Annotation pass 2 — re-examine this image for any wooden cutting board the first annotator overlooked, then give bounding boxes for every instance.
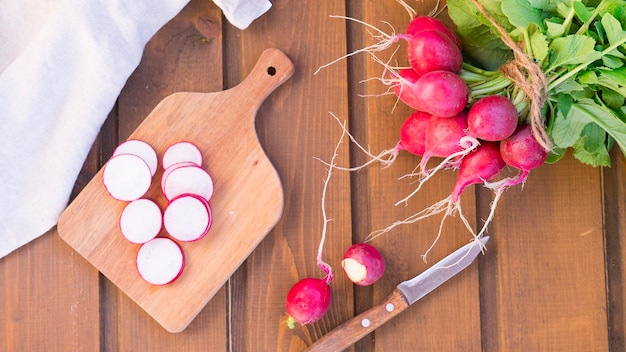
[58,48,294,333]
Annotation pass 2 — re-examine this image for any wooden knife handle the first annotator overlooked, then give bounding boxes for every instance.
[305,288,410,352]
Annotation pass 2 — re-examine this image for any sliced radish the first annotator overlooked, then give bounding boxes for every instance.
[103,153,152,201]
[162,165,214,201]
[160,161,198,194]
[113,139,158,176]
[164,194,212,242]
[136,238,185,285]
[119,199,162,244]
[162,141,202,170]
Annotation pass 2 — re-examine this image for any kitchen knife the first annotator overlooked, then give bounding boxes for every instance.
[304,236,489,352]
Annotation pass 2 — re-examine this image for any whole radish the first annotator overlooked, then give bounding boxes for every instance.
[467,95,518,141]
[285,277,332,329]
[413,70,468,118]
[451,141,505,202]
[406,16,462,48]
[496,124,548,188]
[406,30,463,76]
[342,243,386,286]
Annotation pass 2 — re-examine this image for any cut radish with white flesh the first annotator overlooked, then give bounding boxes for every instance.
[119,199,162,244]
[162,165,214,201]
[113,139,158,176]
[164,194,212,242]
[136,238,185,285]
[160,161,198,194]
[162,141,202,170]
[103,154,152,201]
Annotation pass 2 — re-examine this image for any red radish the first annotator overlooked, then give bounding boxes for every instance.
[162,141,202,170]
[163,194,212,242]
[413,70,468,117]
[390,68,422,110]
[113,139,158,176]
[451,142,505,202]
[405,30,463,75]
[399,111,431,156]
[341,243,386,286]
[162,164,214,201]
[136,238,185,285]
[285,277,331,329]
[467,95,518,141]
[103,153,152,201]
[119,199,162,244]
[406,16,462,48]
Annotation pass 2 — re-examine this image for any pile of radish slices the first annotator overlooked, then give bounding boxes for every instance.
[103,140,214,286]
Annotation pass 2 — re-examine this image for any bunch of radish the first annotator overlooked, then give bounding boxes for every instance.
[317,13,550,261]
[102,140,214,285]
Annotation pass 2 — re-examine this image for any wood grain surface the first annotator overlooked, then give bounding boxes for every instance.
[1,0,625,351]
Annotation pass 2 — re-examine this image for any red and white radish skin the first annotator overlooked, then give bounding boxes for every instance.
[413,70,468,117]
[285,277,331,329]
[103,153,152,201]
[163,194,212,242]
[160,161,199,195]
[162,164,214,201]
[113,139,158,176]
[136,238,185,285]
[467,95,518,141]
[342,243,386,286]
[119,199,162,244]
[162,141,202,170]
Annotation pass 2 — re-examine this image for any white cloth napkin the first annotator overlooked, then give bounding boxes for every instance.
[0,0,271,259]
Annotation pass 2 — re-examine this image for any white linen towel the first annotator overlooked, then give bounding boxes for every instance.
[0,0,271,259]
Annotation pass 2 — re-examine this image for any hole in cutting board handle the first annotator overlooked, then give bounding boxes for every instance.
[267,66,277,76]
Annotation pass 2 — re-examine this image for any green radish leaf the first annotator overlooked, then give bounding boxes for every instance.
[545,18,566,38]
[601,13,626,47]
[501,0,545,30]
[530,30,550,60]
[547,35,602,71]
[573,1,593,22]
[551,108,589,148]
[569,101,626,156]
[447,0,514,70]
[573,123,612,166]
[600,87,625,109]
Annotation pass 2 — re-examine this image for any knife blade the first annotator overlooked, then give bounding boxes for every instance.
[304,236,489,352]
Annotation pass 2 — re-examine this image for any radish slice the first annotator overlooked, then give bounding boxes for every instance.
[162,141,202,170]
[113,139,158,176]
[136,238,185,285]
[162,165,214,201]
[160,161,198,194]
[119,199,162,244]
[103,154,152,201]
[164,194,212,242]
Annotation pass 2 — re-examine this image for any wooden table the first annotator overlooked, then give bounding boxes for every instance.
[1,0,625,350]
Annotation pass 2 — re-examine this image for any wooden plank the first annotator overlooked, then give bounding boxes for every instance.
[346,1,482,350]
[226,0,354,350]
[102,0,229,346]
[605,149,626,351]
[491,154,608,350]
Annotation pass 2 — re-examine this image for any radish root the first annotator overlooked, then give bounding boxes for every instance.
[316,113,349,284]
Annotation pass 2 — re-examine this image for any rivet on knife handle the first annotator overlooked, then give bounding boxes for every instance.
[304,288,410,352]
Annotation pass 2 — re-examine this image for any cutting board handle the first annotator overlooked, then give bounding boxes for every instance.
[233,48,295,114]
